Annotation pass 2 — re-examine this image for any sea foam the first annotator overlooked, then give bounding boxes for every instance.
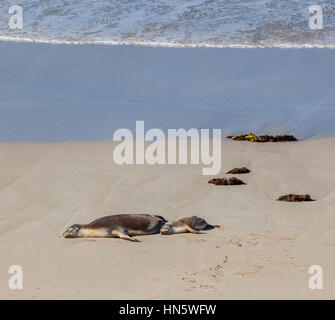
[1,0,335,48]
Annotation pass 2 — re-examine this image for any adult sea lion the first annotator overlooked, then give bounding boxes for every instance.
[62,214,167,242]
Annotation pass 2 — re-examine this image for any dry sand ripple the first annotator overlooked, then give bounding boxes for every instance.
[0,138,335,299]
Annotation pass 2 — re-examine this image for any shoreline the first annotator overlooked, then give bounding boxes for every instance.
[2,37,335,48]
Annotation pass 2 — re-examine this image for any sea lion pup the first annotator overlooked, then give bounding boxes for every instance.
[62,214,167,242]
[160,216,220,235]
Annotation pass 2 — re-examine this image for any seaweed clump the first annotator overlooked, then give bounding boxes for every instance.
[227,133,297,143]
[208,177,245,186]
[277,194,314,202]
[226,167,251,174]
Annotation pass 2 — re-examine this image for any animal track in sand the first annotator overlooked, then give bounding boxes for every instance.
[181,256,229,292]
[245,231,298,247]
[207,258,228,279]
[223,236,243,247]
[184,284,216,292]
[234,264,264,277]
[245,231,274,246]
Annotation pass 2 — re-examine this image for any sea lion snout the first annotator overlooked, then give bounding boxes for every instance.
[160,223,173,235]
[62,224,82,238]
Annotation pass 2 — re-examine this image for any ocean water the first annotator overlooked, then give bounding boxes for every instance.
[0,2,335,141]
[0,42,335,141]
[0,0,335,47]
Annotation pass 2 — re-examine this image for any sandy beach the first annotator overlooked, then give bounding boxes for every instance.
[1,0,335,303]
[0,137,334,299]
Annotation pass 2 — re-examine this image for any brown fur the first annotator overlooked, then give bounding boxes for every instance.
[160,216,220,235]
[84,214,166,233]
[62,214,167,240]
[172,216,220,231]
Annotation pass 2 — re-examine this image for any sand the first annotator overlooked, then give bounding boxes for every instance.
[0,137,335,299]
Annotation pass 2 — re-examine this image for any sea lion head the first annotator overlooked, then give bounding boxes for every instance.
[160,223,173,235]
[62,224,82,238]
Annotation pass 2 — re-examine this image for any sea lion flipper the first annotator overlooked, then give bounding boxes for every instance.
[153,215,168,222]
[184,224,204,234]
[205,224,220,230]
[111,228,140,242]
